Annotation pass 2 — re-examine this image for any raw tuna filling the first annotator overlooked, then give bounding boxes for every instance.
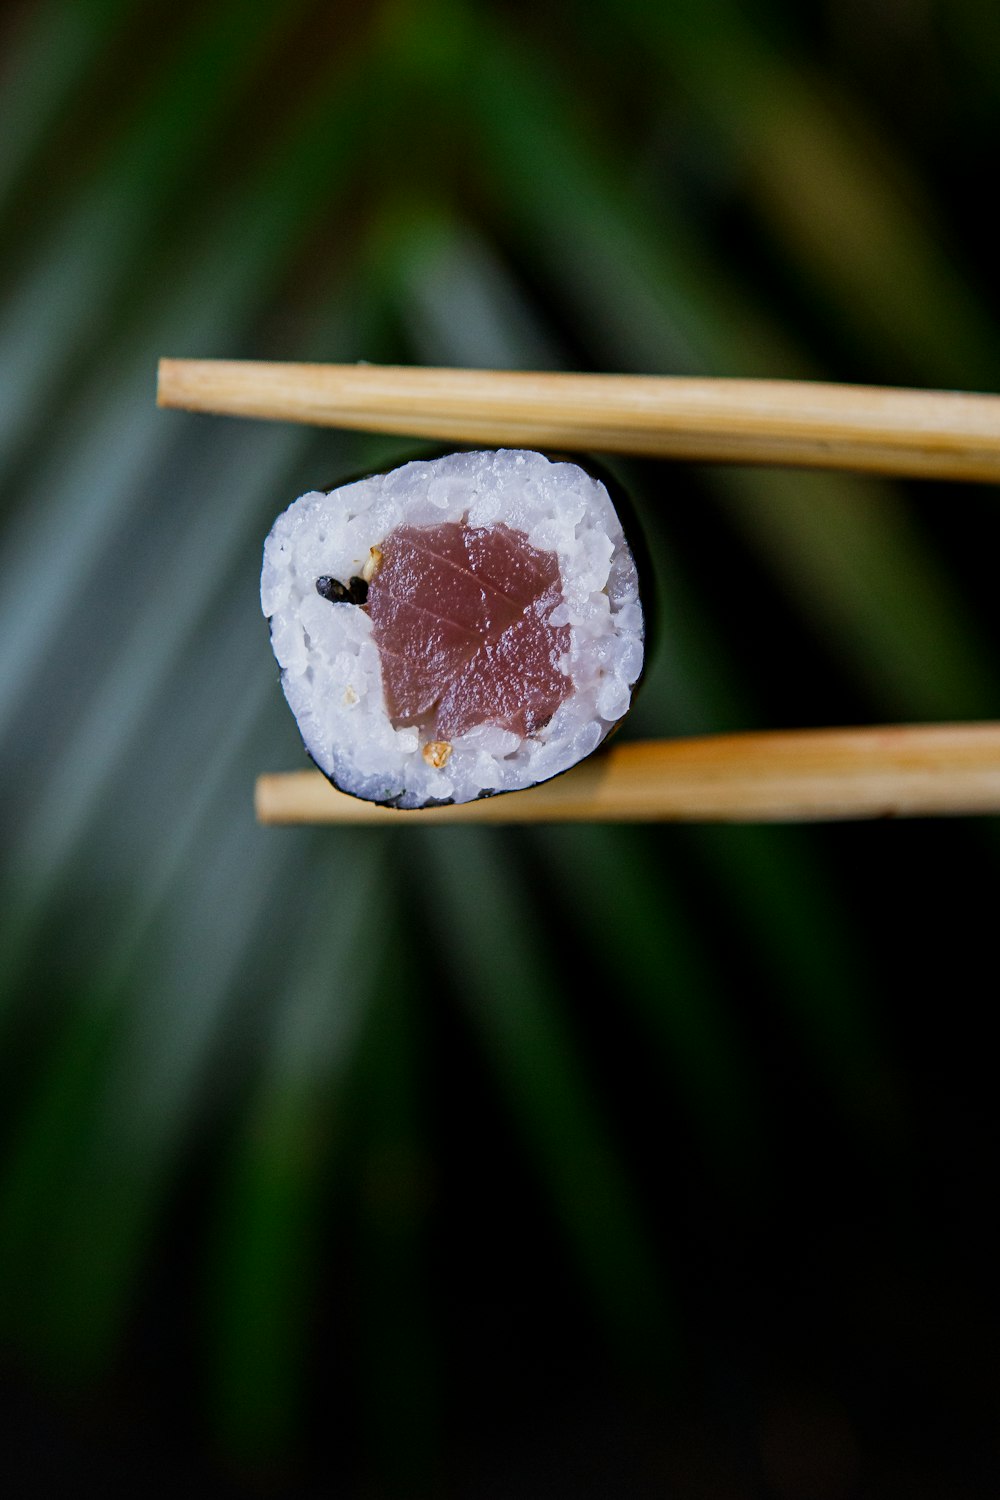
[365,521,571,740]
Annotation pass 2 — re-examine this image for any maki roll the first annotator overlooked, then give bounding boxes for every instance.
[260,449,644,808]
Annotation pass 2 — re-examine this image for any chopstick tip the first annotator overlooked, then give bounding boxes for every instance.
[155,357,173,407]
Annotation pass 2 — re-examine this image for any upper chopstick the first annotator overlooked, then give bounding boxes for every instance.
[255,724,1000,825]
[158,360,1000,482]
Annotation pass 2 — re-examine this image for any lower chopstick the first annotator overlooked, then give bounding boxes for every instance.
[255,723,1000,825]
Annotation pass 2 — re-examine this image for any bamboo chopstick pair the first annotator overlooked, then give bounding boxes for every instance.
[157,359,1000,824]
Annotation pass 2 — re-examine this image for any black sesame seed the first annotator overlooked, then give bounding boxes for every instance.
[316,575,351,603]
[346,575,369,605]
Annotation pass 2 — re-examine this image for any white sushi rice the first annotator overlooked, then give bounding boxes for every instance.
[260,449,644,807]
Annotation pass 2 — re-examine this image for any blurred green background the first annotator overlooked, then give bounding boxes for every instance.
[2,0,999,1493]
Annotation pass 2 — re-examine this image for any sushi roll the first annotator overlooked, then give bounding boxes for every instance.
[260,449,645,808]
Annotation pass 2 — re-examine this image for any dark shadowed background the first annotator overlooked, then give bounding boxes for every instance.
[1,1,999,1494]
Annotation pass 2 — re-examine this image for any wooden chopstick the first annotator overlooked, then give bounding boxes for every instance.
[255,725,1000,825]
[158,359,1000,482]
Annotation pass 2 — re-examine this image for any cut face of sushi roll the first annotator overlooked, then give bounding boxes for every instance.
[261,449,644,808]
